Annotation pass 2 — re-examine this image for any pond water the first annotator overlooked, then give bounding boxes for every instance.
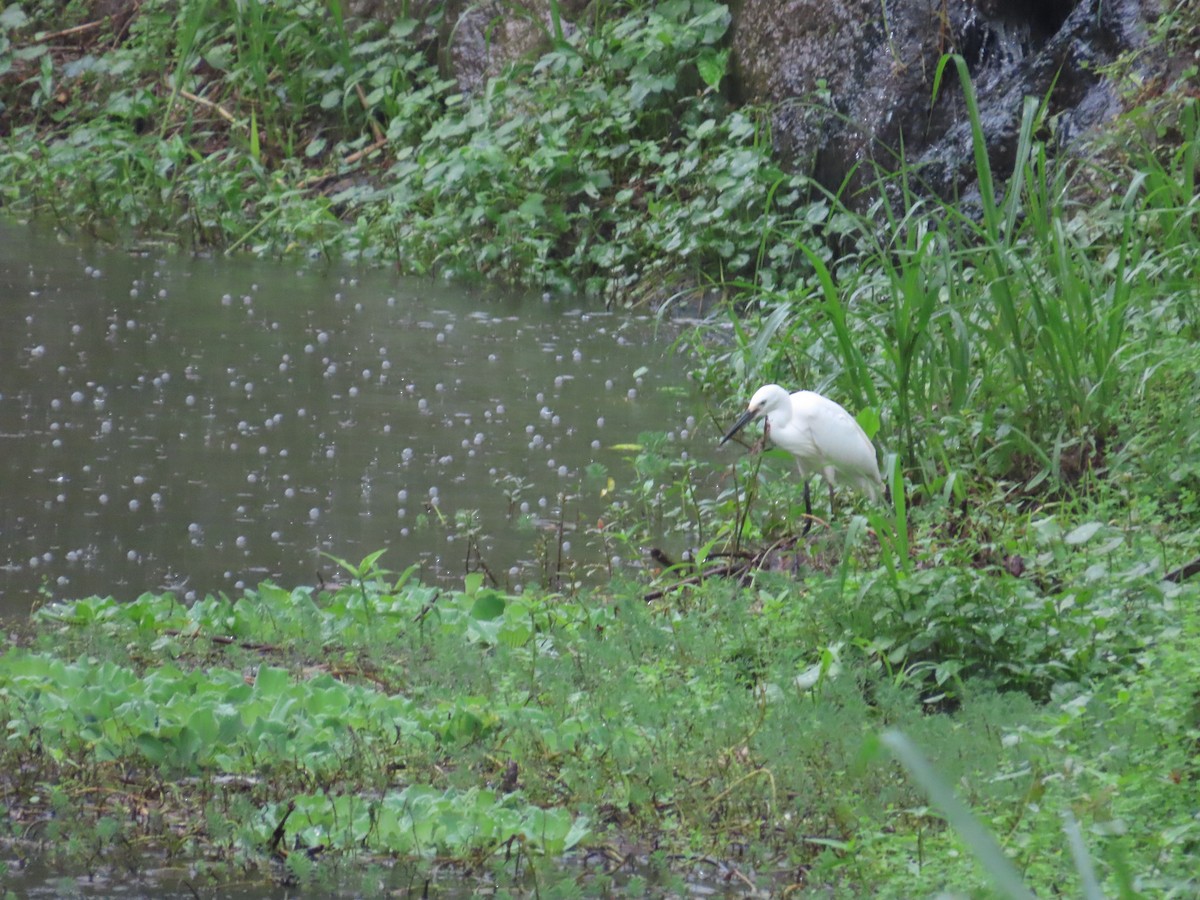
[0,220,704,618]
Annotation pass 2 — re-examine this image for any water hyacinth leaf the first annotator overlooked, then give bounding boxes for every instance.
[187,705,220,746]
[136,733,168,764]
[463,571,485,597]
[470,590,506,620]
[253,666,291,697]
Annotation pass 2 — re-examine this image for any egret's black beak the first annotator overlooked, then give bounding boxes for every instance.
[719,408,757,446]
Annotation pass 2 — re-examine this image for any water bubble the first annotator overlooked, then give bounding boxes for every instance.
[308,507,320,520]
[128,499,140,511]
[397,489,408,502]
[70,391,84,404]
[284,487,296,499]
[627,388,637,399]
[126,549,138,561]
[186,395,196,406]
[188,523,201,534]
[247,473,258,484]
[98,493,109,505]
[605,379,614,390]
[236,535,247,549]
[591,439,601,449]
[271,531,282,541]
[317,331,330,345]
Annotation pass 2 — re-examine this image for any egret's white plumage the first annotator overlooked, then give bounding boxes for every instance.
[720,384,883,527]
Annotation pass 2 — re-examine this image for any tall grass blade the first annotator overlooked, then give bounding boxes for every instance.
[881,730,1037,900]
[1062,811,1106,900]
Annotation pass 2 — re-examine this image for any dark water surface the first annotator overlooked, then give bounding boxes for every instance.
[0,221,701,617]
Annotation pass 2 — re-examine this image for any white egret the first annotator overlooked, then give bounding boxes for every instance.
[720,384,883,532]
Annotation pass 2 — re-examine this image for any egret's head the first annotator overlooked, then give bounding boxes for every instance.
[719,384,787,446]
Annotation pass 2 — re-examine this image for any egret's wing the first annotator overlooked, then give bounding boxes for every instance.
[798,393,883,499]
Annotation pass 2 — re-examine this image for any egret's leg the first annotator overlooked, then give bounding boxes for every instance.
[827,482,836,520]
[802,480,813,536]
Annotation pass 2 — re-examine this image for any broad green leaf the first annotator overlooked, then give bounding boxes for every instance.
[469,591,505,620]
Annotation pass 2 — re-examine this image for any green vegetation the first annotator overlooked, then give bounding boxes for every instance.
[0,0,804,300]
[2,0,1200,895]
[3,550,1196,895]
